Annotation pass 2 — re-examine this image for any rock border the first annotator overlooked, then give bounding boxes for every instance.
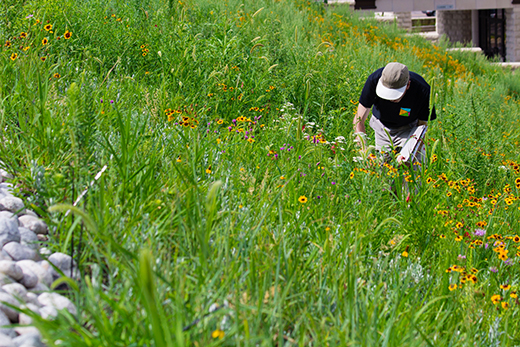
[0,169,77,346]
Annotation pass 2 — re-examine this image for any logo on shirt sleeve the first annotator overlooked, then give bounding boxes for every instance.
[399,108,411,117]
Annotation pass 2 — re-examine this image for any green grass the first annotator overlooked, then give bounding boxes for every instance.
[2,0,520,345]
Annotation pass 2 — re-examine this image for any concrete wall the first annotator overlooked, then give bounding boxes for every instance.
[506,7,520,62]
[374,0,513,12]
[395,12,412,32]
[437,10,473,44]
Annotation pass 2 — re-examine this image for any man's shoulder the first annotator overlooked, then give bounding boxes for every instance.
[409,71,429,87]
[368,67,384,80]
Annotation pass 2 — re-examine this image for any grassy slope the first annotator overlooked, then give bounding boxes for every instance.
[2,0,520,345]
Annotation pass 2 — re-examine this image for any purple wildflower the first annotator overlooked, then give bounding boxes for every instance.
[474,229,486,237]
[490,266,498,273]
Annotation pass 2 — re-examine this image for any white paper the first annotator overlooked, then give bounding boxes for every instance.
[398,125,427,163]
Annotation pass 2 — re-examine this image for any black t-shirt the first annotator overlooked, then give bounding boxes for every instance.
[359,67,436,128]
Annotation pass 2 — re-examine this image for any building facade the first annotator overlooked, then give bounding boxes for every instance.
[354,0,520,61]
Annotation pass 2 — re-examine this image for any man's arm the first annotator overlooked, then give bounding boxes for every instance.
[353,103,371,148]
[353,103,370,134]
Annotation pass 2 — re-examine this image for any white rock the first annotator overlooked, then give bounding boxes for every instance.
[18,228,38,251]
[0,310,15,339]
[0,252,12,262]
[0,218,20,247]
[0,332,14,347]
[0,164,12,181]
[19,270,37,290]
[38,292,76,315]
[0,184,12,194]
[48,253,76,279]
[2,243,36,262]
[0,197,24,214]
[17,216,47,235]
[17,313,31,326]
[48,253,73,271]
[1,284,26,302]
[39,305,57,320]
[16,261,52,287]
[20,210,37,218]
[18,303,39,326]
[0,214,16,225]
[0,293,18,322]
[12,332,44,347]
[0,275,13,287]
[28,283,48,295]
[0,262,22,282]
[24,293,39,307]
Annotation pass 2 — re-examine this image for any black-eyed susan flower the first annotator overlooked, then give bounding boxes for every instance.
[247,138,255,143]
[9,53,17,61]
[455,235,463,242]
[64,30,72,39]
[44,24,52,31]
[20,32,27,38]
[439,234,446,239]
[349,172,354,179]
[501,302,509,310]
[42,38,48,45]
[53,73,60,78]
[40,56,46,62]
[298,196,308,204]
[448,284,457,291]
[206,166,212,174]
[491,294,501,304]
[513,235,520,243]
[500,284,511,290]
[4,40,11,47]
[510,291,518,299]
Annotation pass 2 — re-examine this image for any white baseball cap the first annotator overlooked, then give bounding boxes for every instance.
[376,62,409,101]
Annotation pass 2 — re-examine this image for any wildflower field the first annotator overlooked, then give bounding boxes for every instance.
[3,0,520,345]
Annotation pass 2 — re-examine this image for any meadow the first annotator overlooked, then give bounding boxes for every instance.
[2,0,520,345]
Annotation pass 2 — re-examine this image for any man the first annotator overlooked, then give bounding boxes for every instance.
[353,62,435,162]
